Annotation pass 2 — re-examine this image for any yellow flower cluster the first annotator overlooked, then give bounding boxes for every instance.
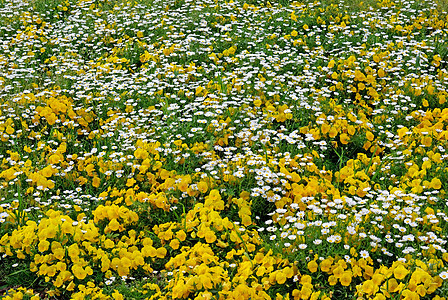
[1,0,448,298]
[1,287,40,300]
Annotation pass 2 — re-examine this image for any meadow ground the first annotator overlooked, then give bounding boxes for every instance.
[0,0,448,299]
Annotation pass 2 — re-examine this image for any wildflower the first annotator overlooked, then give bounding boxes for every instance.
[204,230,217,243]
[108,219,120,231]
[307,260,318,273]
[439,271,448,280]
[276,271,287,284]
[38,240,50,252]
[394,264,410,280]
[360,250,370,259]
[72,264,87,280]
[320,259,332,273]
[362,280,377,295]
[340,271,352,286]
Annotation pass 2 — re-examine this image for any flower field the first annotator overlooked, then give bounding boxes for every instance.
[1,0,448,298]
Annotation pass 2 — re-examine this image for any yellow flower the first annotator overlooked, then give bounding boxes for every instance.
[101,257,110,272]
[178,177,189,192]
[329,126,338,138]
[340,133,350,145]
[199,274,214,289]
[92,176,101,188]
[276,271,287,284]
[176,230,186,241]
[156,247,167,258]
[373,293,386,300]
[320,259,332,273]
[126,178,136,187]
[116,263,129,277]
[46,265,57,277]
[38,240,50,252]
[301,285,313,299]
[121,257,132,269]
[204,230,216,244]
[53,247,65,260]
[112,290,124,300]
[142,245,156,257]
[347,125,356,135]
[333,265,344,279]
[422,136,432,147]
[134,148,149,160]
[401,289,419,300]
[205,189,224,210]
[385,278,399,293]
[354,70,366,81]
[104,239,114,249]
[67,281,75,291]
[195,86,204,96]
[366,74,375,85]
[72,264,87,280]
[372,273,384,286]
[442,253,448,262]
[61,221,74,235]
[430,178,442,189]
[197,181,208,193]
[416,285,427,297]
[55,262,67,272]
[48,153,62,164]
[366,131,374,141]
[328,275,338,285]
[307,260,318,273]
[362,280,376,294]
[169,239,180,250]
[291,12,297,21]
[241,214,252,227]
[340,271,352,286]
[45,112,57,125]
[394,264,409,280]
[108,218,120,231]
[67,244,80,258]
[41,165,54,178]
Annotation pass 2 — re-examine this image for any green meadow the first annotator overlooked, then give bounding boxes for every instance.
[0,0,448,299]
